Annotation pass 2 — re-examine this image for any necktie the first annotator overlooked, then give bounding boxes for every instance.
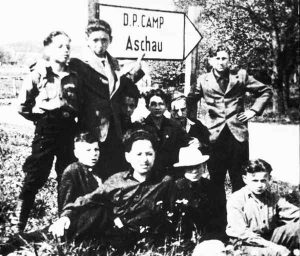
[102,59,115,95]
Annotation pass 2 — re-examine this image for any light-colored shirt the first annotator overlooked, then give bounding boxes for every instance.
[226,186,299,245]
[18,61,79,118]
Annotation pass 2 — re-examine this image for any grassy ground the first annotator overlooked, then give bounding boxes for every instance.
[0,122,299,256]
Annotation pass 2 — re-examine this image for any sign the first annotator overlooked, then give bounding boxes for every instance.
[98,4,202,60]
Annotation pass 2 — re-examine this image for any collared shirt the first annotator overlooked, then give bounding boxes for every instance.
[186,118,195,133]
[213,69,229,93]
[18,62,80,120]
[63,170,173,231]
[226,186,299,245]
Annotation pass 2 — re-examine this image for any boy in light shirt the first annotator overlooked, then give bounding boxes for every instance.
[226,159,300,256]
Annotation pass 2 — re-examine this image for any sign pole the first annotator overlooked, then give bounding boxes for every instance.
[184,6,201,119]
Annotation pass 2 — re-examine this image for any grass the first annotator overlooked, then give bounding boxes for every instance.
[0,122,299,255]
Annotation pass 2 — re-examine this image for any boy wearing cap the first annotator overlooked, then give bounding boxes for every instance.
[17,31,80,232]
[226,159,300,256]
[171,147,224,245]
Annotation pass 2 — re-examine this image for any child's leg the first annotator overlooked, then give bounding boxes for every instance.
[271,220,300,251]
[18,124,56,232]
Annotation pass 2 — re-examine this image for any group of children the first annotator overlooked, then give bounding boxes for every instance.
[2,18,299,256]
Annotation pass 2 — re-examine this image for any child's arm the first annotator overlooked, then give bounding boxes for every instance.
[18,72,40,121]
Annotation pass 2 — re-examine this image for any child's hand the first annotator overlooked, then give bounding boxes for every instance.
[49,217,70,237]
[237,109,256,122]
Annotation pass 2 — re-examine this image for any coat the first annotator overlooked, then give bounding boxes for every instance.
[69,48,144,138]
[187,69,273,142]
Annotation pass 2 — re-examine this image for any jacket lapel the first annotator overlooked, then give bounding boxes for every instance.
[225,72,240,94]
[207,71,224,94]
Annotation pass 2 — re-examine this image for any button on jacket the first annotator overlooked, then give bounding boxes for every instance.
[187,69,273,142]
[18,63,80,121]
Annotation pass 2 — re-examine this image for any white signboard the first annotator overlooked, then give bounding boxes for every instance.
[98,4,202,60]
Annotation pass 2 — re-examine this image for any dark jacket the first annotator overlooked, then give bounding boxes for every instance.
[171,177,223,241]
[58,162,100,214]
[187,118,210,154]
[69,50,144,138]
[61,170,173,246]
[143,115,188,175]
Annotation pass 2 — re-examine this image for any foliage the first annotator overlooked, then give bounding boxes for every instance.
[0,47,13,64]
[146,60,185,91]
[0,123,299,255]
[173,0,300,116]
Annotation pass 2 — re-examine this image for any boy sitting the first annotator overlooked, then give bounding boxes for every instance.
[226,159,300,256]
[171,146,224,247]
[58,132,102,214]
[0,132,102,255]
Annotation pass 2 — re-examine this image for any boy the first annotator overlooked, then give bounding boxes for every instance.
[187,44,273,198]
[17,31,80,232]
[58,132,102,214]
[0,132,102,255]
[171,146,224,245]
[226,159,300,256]
[69,19,144,176]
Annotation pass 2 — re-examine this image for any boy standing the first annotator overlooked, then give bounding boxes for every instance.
[187,44,273,230]
[226,159,300,256]
[17,31,80,232]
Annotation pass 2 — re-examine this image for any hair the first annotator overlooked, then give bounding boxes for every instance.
[171,91,186,108]
[120,76,140,103]
[208,43,231,58]
[86,19,112,39]
[43,31,70,47]
[242,159,273,175]
[145,89,170,109]
[123,126,158,152]
[74,131,98,144]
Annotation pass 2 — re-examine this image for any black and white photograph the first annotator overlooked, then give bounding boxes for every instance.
[0,0,299,255]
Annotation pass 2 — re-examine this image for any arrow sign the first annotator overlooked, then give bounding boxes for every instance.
[98,4,202,60]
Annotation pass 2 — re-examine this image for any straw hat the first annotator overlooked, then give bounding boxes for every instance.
[173,146,209,167]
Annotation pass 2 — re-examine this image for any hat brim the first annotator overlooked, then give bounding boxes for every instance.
[173,155,209,168]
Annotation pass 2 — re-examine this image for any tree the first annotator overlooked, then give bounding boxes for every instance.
[174,0,300,115]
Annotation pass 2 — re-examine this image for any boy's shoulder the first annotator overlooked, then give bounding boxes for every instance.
[229,186,280,206]
[63,162,87,176]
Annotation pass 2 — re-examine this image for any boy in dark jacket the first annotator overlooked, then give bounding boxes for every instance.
[58,132,102,214]
[171,146,225,246]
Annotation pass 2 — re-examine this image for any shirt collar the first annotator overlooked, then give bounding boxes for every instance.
[213,68,229,80]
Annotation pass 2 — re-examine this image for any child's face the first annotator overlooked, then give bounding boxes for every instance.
[74,141,100,168]
[243,171,271,195]
[184,163,207,182]
[87,30,111,58]
[47,34,71,64]
[121,96,138,120]
[210,50,230,73]
[125,139,155,178]
[148,95,166,118]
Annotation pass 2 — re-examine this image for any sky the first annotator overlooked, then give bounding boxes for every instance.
[0,0,176,45]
